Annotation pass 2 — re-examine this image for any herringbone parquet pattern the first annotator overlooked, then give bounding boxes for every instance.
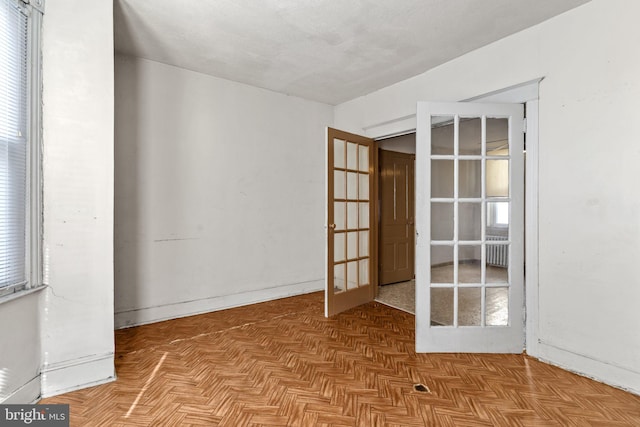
[42,292,640,426]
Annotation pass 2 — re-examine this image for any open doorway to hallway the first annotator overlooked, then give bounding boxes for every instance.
[376,132,416,314]
[376,133,416,313]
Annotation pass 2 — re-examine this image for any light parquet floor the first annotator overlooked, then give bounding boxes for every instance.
[42,292,640,426]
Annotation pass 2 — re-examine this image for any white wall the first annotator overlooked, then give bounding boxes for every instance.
[0,292,42,403]
[0,0,115,402]
[335,0,640,394]
[39,0,115,397]
[114,55,333,327]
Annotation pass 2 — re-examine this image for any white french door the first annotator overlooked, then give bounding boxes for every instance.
[415,102,525,353]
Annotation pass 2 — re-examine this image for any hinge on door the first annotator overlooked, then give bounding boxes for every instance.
[523,118,528,133]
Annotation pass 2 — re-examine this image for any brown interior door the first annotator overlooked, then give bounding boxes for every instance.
[379,149,415,286]
[325,128,378,317]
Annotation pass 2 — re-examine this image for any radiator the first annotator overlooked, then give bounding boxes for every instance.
[486,235,508,268]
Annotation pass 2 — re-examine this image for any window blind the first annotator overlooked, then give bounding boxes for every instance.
[0,0,28,289]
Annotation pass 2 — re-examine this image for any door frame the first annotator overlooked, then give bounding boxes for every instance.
[363,79,541,355]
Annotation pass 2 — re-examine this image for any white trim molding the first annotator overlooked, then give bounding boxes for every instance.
[536,341,640,396]
[2,375,41,404]
[40,353,115,398]
[115,279,324,329]
[24,0,45,14]
[363,114,416,140]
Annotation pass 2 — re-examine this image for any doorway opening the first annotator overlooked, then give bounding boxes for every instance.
[326,79,540,354]
[376,134,416,314]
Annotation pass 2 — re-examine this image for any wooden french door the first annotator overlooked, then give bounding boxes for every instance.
[325,128,377,317]
[415,102,525,353]
[379,150,415,285]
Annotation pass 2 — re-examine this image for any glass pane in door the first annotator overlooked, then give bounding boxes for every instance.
[347,142,358,170]
[431,160,454,198]
[459,160,481,198]
[334,233,345,262]
[359,231,369,257]
[347,232,357,260]
[431,287,454,326]
[334,139,345,168]
[485,243,509,284]
[431,245,453,287]
[486,287,509,326]
[487,201,509,234]
[486,118,509,156]
[459,118,482,155]
[358,173,369,199]
[358,145,369,172]
[346,261,357,289]
[431,203,453,240]
[486,159,509,197]
[347,202,358,229]
[458,287,482,326]
[359,259,369,285]
[334,171,345,199]
[347,172,358,199]
[334,264,345,293]
[458,245,481,284]
[359,202,370,228]
[431,116,454,155]
[334,202,345,231]
[459,202,481,241]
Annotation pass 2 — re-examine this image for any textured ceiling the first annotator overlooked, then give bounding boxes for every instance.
[114,0,590,105]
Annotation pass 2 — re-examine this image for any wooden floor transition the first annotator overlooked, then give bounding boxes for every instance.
[42,292,640,426]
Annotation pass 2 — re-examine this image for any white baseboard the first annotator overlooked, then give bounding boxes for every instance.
[533,341,640,396]
[2,375,41,404]
[115,279,324,329]
[41,353,116,398]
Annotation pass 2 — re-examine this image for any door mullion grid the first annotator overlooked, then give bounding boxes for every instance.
[427,117,432,327]
[508,116,515,293]
[480,116,487,327]
[453,115,460,328]
[341,140,348,291]
[369,143,374,288]
[416,102,524,352]
[506,116,513,308]
[370,144,380,286]
[329,138,335,299]
[355,141,361,289]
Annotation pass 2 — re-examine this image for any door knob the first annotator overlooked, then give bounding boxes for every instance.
[329,223,336,230]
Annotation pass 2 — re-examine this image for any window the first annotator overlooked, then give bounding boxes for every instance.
[0,0,43,297]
